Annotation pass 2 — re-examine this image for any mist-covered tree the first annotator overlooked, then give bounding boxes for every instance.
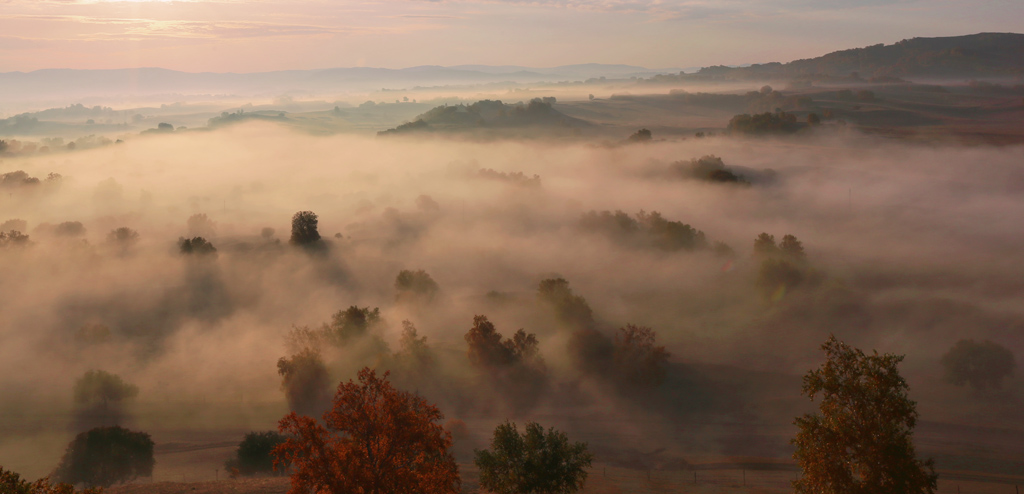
[613,325,671,389]
[567,328,615,378]
[54,221,86,237]
[0,218,27,232]
[393,320,436,377]
[780,234,806,261]
[669,155,748,184]
[52,426,155,488]
[727,111,800,135]
[627,128,652,142]
[274,368,460,494]
[186,213,216,238]
[465,315,515,370]
[0,230,30,248]
[177,236,217,256]
[713,241,737,258]
[579,210,708,252]
[941,339,1015,391]
[326,305,382,343]
[277,349,332,417]
[395,269,440,303]
[73,370,138,416]
[289,210,321,245]
[757,258,804,299]
[793,336,936,494]
[225,431,289,477]
[753,233,778,256]
[537,278,595,330]
[465,315,549,412]
[475,421,593,494]
[105,227,139,254]
[807,113,821,125]
[1,467,103,494]
[636,210,708,251]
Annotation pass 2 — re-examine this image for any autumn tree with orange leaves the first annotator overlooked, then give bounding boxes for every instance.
[273,367,460,494]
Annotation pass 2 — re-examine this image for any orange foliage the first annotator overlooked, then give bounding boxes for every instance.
[273,367,460,494]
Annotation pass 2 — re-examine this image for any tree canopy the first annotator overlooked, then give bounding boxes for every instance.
[225,431,289,477]
[274,368,460,494]
[613,325,671,389]
[52,426,155,488]
[464,315,548,412]
[276,349,332,416]
[941,339,1015,390]
[792,336,937,494]
[73,370,138,410]
[537,278,595,330]
[289,210,321,245]
[395,269,440,303]
[727,111,800,135]
[475,421,594,494]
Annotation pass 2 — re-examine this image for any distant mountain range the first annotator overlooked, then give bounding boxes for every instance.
[655,33,1024,83]
[0,64,682,106]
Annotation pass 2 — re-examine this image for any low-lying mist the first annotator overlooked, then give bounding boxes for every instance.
[2,123,1023,478]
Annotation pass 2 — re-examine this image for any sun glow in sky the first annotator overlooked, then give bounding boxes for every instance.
[0,0,1021,72]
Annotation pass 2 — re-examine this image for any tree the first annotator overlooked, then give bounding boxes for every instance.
[178,236,217,256]
[393,320,435,376]
[780,234,806,261]
[941,339,1015,390]
[225,431,289,477]
[1,467,102,494]
[627,128,652,142]
[274,368,460,494]
[475,421,593,494]
[753,233,778,256]
[105,227,139,254]
[327,305,382,343]
[792,336,937,494]
[807,113,821,125]
[465,315,515,369]
[186,213,216,238]
[613,325,671,389]
[52,426,155,488]
[537,278,594,330]
[0,230,30,248]
[395,269,440,303]
[54,221,86,237]
[73,370,138,413]
[277,349,332,416]
[289,211,321,245]
[464,316,549,412]
[727,111,800,135]
[757,258,804,300]
[567,328,614,378]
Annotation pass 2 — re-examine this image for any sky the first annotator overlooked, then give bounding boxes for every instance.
[0,0,1021,73]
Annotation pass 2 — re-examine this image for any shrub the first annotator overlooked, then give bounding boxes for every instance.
[225,431,289,477]
[52,426,155,488]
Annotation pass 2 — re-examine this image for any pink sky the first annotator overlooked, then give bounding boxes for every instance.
[0,0,1021,72]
